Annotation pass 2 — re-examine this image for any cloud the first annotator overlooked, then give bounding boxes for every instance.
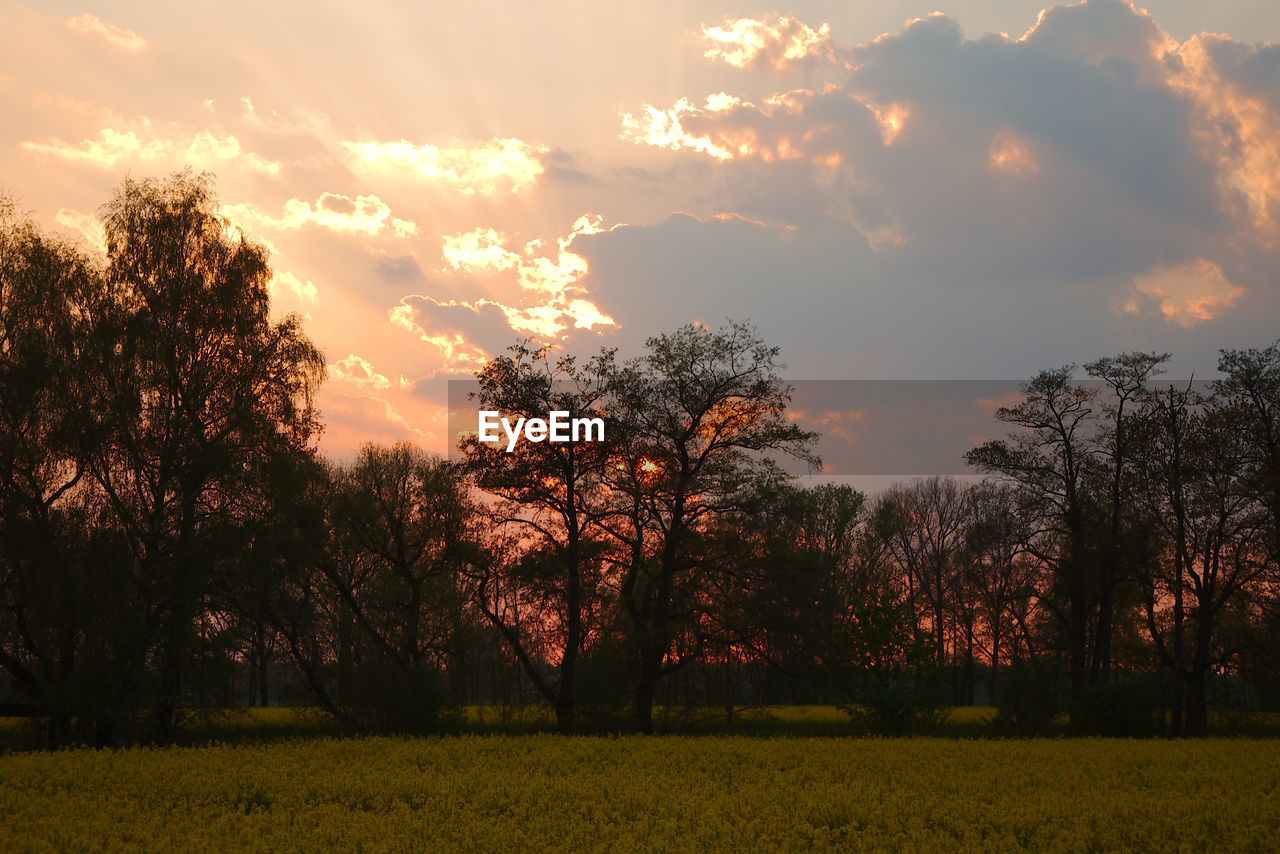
[329,354,391,391]
[442,220,594,297]
[1167,35,1280,236]
[1129,259,1242,328]
[819,409,864,444]
[620,96,737,160]
[270,270,319,303]
[702,14,845,71]
[382,216,619,377]
[185,131,280,175]
[987,131,1039,176]
[65,14,146,52]
[21,106,281,176]
[320,354,435,454]
[388,297,496,375]
[343,137,547,194]
[225,193,417,238]
[21,128,169,167]
[54,208,104,252]
[319,390,432,458]
[441,228,519,273]
[617,1,1280,300]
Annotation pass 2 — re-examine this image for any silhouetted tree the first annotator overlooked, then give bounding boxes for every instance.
[1082,352,1168,684]
[601,321,817,732]
[460,342,614,732]
[0,197,113,742]
[966,368,1097,698]
[316,444,477,729]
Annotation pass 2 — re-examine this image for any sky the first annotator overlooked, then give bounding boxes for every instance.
[2,0,1278,461]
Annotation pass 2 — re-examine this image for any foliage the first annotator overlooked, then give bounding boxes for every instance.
[0,174,323,745]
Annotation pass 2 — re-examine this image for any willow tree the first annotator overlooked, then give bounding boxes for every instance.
[0,197,108,742]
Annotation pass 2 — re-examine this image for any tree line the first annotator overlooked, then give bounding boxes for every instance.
[1,173,1277,743]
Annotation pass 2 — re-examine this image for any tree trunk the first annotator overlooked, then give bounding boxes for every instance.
[1186,619,1212,737]
[633,644,662,734]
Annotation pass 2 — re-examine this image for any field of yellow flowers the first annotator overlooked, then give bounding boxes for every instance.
[2,736,1277,851]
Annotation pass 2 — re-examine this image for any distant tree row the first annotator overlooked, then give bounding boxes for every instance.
[1,174,1277,743]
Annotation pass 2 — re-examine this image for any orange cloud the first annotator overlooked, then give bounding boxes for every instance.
[441,228,520,273]
[988,131,1039,176]
[819,409,864,444]
[387,215,617,371]
[387,300,492,375]
[1166,35,1280,238]
[65,14,146,52]
[1130,259,1242,328]
[318,387,433,457]
[343,137,547,194]
[441,214,609,307]
[21,105,281,177]
[329,354,391,391]
[623,87,909,164]
[225,193,417,238]
[185,131,280,175]
[620,97,736,160]
[21,128,168,167]
[270,270,319,303]
[861,99,910,146]
[702,14,844,70]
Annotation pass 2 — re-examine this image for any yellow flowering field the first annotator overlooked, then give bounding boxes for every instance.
[1,736,1276,852]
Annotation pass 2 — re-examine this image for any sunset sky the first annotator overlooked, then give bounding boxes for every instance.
[2,1,1278,459]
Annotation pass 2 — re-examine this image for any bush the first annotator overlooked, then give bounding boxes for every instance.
[841,669,950,735]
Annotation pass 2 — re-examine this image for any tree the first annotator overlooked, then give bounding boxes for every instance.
[961,481,1045,703]
[87,172,322,741]
[0,197,111,742]
[1083,352,1168,683]
[1137,392,1270,735]
[0,174,323,743]
[880,477,968,672]
[318,444,476,729]
[1133,381,1196,735]
[966,367,1097,697]
[1215,342,1280,569]
[601,321,818,732]
[698,482,866,709]
[459,341,614,732]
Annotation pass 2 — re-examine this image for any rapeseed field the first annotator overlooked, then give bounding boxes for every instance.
[2,736,1276,851]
